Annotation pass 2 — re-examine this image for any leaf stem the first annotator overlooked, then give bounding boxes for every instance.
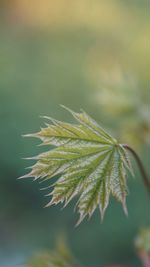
[123,144,150,195]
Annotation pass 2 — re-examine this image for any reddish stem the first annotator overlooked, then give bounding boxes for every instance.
[123,144,150,195]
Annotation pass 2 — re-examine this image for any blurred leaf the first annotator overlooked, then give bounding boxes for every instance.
[91,68,138,116]
[119,105,150,149]
[135,227,150,253]
[26,238,81,267]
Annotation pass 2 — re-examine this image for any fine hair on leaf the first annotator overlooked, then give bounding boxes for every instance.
[21,106,134,225]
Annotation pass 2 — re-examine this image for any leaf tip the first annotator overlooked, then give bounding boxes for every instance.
[122,198,128,217]
[75,213,85,227]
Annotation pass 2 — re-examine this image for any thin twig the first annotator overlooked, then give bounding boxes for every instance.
[123,144,150,195]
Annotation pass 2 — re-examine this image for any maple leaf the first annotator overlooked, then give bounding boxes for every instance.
[21,106,133,224]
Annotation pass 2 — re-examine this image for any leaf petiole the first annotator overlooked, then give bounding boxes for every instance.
[123,144,150,195]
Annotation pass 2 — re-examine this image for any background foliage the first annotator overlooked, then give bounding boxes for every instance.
[0,1,150,267]
[26,238,80,267]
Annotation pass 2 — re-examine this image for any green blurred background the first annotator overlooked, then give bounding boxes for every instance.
[0,1,150,266]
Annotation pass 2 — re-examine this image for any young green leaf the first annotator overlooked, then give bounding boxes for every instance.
[26,238,81,267]
[22,107,133,224]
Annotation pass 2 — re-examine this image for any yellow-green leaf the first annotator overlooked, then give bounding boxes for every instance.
[22,107,133,224]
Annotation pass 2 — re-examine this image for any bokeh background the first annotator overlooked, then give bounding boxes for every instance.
[0,1,150,266]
